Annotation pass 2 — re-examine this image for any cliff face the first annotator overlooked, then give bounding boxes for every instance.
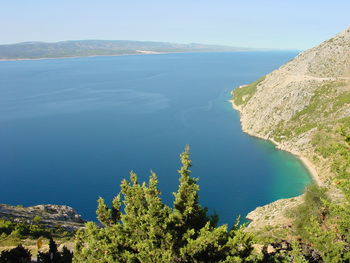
[233,26,350,184]
[233,27,350,230]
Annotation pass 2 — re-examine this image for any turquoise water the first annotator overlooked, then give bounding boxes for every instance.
[0,52,311,223]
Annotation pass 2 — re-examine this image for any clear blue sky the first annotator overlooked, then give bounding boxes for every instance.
[1,0,349,49]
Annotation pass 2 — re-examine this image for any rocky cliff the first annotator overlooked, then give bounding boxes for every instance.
[0,204,85,231]
[232,26,350,230]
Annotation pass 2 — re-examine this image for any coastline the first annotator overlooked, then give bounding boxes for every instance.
[229,98,321,186]
[0,51,165,62]
[0,50,247,62]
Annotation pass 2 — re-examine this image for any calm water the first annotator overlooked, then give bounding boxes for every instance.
[0,52,311,223]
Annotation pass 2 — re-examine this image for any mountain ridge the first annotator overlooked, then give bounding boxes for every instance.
[0,40,267,60]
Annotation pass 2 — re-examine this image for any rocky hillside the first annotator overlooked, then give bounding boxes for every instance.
[232,27,350,229]
[0,204,85,231]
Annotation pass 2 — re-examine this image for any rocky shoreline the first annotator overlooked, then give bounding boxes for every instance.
[230,27,350,229]
[230,98,321,186]
[229,98,311,230]
[0,204,85,231]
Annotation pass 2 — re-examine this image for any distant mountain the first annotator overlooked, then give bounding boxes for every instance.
[0,40,257,60]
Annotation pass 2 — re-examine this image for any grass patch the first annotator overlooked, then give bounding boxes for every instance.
[232,75,266,106]
[333,91,350,110]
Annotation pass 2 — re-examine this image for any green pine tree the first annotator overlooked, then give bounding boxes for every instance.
[172,145,209,231]
[73,146,258,263]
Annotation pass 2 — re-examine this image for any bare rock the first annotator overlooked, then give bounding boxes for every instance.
[246,196,303,231]
[0,204,85,231]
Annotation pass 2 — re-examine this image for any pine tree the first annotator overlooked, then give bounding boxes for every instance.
[96,197,113,226]
[37,238,66,263]
[73,146,258,263]
[172,145,209,232]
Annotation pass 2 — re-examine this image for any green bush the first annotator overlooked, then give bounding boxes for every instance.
[287,185,328,237]
[33,216,42,224]
[0,218,74,241]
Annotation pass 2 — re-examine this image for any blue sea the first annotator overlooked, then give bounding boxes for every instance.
[0,52,311,223]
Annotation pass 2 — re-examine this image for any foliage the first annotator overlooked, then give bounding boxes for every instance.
[288,242,308,263]
[33,215,42,224]
[272,81,349,142]
[37,238,73,263]
[0,219,51,239]
[287,125,350,262]
[0,218,73,242]
[287,185,328,238]
[232,76,266,106]
[74,146,259,263]
[0,245,31,263]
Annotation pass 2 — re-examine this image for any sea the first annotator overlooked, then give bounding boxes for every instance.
[0,51,311,223]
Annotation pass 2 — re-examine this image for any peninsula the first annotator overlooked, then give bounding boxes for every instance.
[0,40,258,60]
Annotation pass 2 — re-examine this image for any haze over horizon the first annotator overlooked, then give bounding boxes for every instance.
[1,0,349,50]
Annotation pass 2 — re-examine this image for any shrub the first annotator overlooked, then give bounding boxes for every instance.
[0,245,31,263]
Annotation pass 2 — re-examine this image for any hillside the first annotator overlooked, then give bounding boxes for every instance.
[0,40,254,60]
[0,204,84,260]
[232,27,350,232]
[0,204,84,231]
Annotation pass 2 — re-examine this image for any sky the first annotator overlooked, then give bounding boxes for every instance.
[1,0,349,50]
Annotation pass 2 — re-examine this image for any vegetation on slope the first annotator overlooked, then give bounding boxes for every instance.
[232,76,266,106]
[242,119,350,262]
[0,215,76,261]
[250,81,350,262]
[0,218,73,247]
[289,126,350,263]
[272,81,350,143]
